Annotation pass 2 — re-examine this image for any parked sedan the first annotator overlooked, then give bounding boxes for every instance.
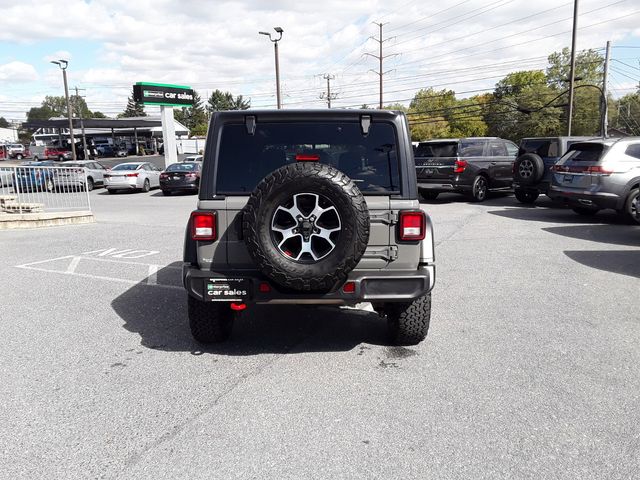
[104,162,162,194]
[160,162,201,195]
[58,160,108,191]
[183,155,203,162]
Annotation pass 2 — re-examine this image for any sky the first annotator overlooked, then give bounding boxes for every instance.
[0,0,639,122]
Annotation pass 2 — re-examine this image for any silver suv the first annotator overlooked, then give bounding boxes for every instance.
[182,110,435,345]
[548,137,640,223]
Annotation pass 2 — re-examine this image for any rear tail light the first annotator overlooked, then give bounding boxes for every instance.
[342,281,356,293]
[454,159,467,174]
[125,173,139,177]
[295,154,319,162]
[259,282,271,293]
[190,211,216,241]
[185,173,197,178]
[586,165,613,175]
[160,173,168,179]
[399,210,426,241]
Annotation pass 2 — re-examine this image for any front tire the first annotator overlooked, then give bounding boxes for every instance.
[380,293,432,346]
[162,189,172,196]
[188,296,233,344]
[86,177,94,192]
[514,189,539,204]
[16,154,23,160]
[470,175,488,202]
[45,178,55,193]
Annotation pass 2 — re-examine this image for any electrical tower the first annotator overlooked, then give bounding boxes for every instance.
[364,22,398,109]
[319,74,338,108]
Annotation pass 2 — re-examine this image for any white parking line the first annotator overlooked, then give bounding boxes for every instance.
[15,255,182,290]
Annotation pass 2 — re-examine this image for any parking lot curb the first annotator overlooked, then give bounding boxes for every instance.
[0,211,95,230]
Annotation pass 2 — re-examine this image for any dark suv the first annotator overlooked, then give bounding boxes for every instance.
[513,136,600,204]
[415,137,518,201]
[182,109,435,345]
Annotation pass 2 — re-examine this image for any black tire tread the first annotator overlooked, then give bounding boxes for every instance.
[384,294,432,346]
[188,296,233,343]
[243,162,369,292]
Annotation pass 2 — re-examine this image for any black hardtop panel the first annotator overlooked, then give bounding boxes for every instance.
[212,109,405,123]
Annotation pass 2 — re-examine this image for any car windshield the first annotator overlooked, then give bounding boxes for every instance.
[216,122,400,194]
[416,142,457,157]
[559,143,607,163]
[167,163,197,172]
[112,164,140,171]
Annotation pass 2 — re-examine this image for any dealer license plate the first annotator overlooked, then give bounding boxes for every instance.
[204,278,252,302]
[423,168,434,176]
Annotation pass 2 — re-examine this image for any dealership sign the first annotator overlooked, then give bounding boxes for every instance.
[133,82,195,107]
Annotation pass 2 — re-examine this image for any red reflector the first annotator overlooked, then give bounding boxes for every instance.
[295,154,320,162]
[230,303,246,311]
[259,282,271,293]
[190,211,216,241]
[454,160,467,174]
[399,210,426,241]
[342,281,356,293]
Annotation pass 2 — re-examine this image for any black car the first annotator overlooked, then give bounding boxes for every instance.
[160,162,201,195]
[415,137,518,201]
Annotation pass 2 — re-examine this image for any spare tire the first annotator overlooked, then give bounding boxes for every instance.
[243,162,370,293]
[514,153,544,185]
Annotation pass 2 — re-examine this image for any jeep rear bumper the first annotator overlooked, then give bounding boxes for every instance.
[183,264,435,305]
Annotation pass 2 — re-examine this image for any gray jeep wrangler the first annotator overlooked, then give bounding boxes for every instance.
[182,110,435,345]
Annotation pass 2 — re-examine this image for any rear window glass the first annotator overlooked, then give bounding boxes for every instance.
[519,139,559,157]
[216,122,400,194]
[167,163,198,172]
[416,142,457,157]
[560,143,607,163]
[112,164,139,171]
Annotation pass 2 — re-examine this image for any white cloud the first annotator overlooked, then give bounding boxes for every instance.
[0,61,38,82]
[43,50,72,62]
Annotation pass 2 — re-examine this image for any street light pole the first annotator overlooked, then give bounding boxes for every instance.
[51,59,77,161]
[259,27,284,109]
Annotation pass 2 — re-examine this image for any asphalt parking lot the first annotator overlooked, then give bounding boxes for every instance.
[1,188,638,479]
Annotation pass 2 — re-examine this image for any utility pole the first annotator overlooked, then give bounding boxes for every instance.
[600,41,611,138]
[365,22,397,109]
[567,0,579,135]
[75,86,89,159]
[319,74,338,108]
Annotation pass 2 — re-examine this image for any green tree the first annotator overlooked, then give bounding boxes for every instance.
[614,92,640,135]
[91,111,107,118]
[0,117,9,127]
[384,103,408,112]
[206,89,250,112]
[174,91,208,134]
[119,88,146,117]
[546,48,604,88]
[495,70,547,98]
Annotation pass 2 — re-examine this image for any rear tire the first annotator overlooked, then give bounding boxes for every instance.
[624,188,640,224]
[419,189,439,201]
[142,178,150,192]
[380,293,432,346]
[514,189,539,204]
[188,295,233,344]
[16,154,23,160]
[470,175,488,202]
[572,206,599,216]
